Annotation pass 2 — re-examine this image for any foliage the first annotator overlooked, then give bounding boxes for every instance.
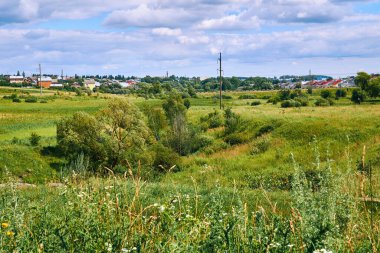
[57,99,153,172]
[351,89,366,104]
[184,98,191,109]
[224,108,243,135]
[281,100,301,108]
[162,93,187,125]
[143,107,167,141]
[320,90,332,99]
[368,76,380,98]
[250,135,271,155]
[200,110,224,129]
[315,98,334,106]
[251,101,261,106]
[335,89,347,99]
[355,72,371,91]
[24,97,38,103]
[29,132,41,146]
[238,94,256,99]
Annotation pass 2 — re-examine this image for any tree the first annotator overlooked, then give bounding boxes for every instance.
[351,89,366,104]
[162,93,187,125]
[57,99,153,171]
[143,107,167,141]
[57,112,106,170]
[230,77,241,90]
[99,99,153,168]
[368,77,380,98]
[355,72,371,91]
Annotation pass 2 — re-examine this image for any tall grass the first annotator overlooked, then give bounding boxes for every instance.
[0,154,378,252]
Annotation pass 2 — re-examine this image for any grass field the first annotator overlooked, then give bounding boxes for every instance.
[0,87,379,251]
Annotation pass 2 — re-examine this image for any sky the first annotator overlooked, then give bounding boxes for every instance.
[1,0,380,78]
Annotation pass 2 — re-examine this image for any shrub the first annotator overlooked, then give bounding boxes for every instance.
[40,99,48,103]
[315,98,334,106]
[238,94,257,99]
[183,98,191,109]
[320,90,331,99]
[307,87,313,94]
[295,96,309,106]
[224,132,250,145]
[250,101,261,106]
[224,108,243,135]
[351,89,366,104]
[256,124,275,137]
[335,89,347,98]
[12,98,21,103]
[213,94,232,99]
[200,110,224,129]
[152,143,181,172]
[250,135,271,155]
[25,97,38,103]
[29,132,41,146]
[281,100,301,108]
[267,96,280,104]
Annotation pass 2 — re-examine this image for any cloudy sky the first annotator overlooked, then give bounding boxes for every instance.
[1,0,380,77]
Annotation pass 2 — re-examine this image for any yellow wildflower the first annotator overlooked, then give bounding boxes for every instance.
[6,231,14,237]
[1,223,9,229]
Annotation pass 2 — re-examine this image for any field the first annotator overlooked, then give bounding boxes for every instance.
[0,87,379,251]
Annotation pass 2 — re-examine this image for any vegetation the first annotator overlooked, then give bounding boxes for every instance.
[0,82,379,251]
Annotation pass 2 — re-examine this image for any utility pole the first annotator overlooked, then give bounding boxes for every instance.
[61,69,64,80]
[39,64,42,96]
[218,52,223,110]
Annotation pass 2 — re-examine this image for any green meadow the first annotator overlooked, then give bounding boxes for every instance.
[0,87,379,251]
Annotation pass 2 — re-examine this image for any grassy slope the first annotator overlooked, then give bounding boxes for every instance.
[0,89,379,193]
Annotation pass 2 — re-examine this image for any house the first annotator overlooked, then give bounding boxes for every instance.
[84,79,96,90]
[8,76,25,84]
[38,77,53,88]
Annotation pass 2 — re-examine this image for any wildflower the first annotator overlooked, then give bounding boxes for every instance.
[1,223,9,229]
[105,242,112,252]
[159,205,165,212]
[313,250,332,253]
[6,231,14,237]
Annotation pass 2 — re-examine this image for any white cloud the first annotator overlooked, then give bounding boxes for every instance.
[152,27,182,36]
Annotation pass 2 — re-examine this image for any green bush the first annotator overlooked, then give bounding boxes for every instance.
[315,98,334,106]
[12,98,21,103]
[238,94,257,99]
[29,132,41,146]
[351,89,366,104]
[281,100,301,108]
[250,101,261,106]
[152,144,181,172]
[224,108,243,135]
[183,98,191,109]
[256,124,275,137]
[250,135,271,155]
[335,89,347,98]
[25,97,38,103]
[320,90,331,99]
[200,110,224,129]
[224,132,250,145]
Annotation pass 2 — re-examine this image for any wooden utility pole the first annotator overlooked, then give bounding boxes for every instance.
[218,52,223,110]
[39,64,42,96]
